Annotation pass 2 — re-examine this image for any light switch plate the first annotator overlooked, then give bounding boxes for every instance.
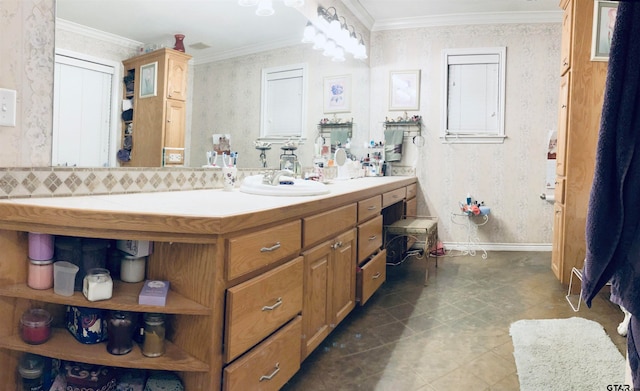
[0,88,17,127]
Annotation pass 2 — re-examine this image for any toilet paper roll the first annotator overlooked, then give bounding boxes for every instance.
[540,193,555,202]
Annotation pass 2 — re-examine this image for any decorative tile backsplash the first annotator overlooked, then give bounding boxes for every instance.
[0,166,412,199]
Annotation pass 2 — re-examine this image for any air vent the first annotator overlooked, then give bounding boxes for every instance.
[189,42,211,50]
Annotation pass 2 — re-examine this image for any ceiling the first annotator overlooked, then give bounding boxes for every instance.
[56,0,562,63]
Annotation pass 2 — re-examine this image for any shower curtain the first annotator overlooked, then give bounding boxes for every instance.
[581,2,640,387]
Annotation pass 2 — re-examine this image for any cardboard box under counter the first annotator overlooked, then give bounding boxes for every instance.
[117,240,153,257]
[138,280,170,306]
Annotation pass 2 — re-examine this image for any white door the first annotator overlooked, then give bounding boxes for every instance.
[52,54,115,167]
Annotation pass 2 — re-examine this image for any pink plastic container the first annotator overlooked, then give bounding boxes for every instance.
[28,233,54,261]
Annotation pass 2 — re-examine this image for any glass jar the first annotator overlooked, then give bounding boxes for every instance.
[120,255,146,283]
[27,258,54,290]
[106,310,135,355]
[20,309,52,345]
[142,313,166,357]
[18,353,44,391]
[82,268,113,301]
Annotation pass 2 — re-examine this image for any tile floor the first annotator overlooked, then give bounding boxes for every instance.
[282,251,628,391]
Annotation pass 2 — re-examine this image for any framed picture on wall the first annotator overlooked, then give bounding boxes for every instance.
[140,62,158,98]
[389,70,421,111]
[323,75,351,113]
[591,1,619,61]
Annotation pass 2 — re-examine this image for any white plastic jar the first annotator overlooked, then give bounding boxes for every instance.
[120,255,146,283]
[82,268,113,301]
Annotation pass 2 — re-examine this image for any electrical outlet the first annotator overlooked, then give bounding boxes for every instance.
[0,88,17,127]
[168,153,182,162]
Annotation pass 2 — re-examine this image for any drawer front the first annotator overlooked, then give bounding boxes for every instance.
[357,249,387,306]
[303,204,357,248]
[224,317,302,391]
[358,215,383,263]
[382,188,406,208]
[406,183,417,200]
[405,197,417,217]
[226,220,301,280]
[358,195,381,223]
[225,257,303,363]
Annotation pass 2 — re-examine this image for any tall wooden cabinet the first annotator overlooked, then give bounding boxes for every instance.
[121,48,191,167]
[551,0,609,284]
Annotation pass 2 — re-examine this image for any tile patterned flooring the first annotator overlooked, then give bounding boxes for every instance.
[282,251,627,391]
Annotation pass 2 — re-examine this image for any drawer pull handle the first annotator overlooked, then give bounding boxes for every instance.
[260,242,281,252]
[367,206,376,211]
[259,363,280,381]
[331,241,343,249]
[368,235,377,241]
[262,297,283,311]
[372,272,381,280]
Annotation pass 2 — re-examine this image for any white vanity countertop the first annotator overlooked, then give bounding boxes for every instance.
[0,176,415,220]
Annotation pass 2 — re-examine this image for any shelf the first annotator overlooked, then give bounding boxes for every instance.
[317,123,353,128]
[0,328,209,372]
[0,281,209,315]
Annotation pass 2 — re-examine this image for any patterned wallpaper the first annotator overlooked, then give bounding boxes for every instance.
[1,0,560,247]
[369,24,561,247]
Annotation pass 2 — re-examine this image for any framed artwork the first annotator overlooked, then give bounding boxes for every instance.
[591,1,619,61]
[389,70,421,111]
[140,62,158,98]
[323,75,351,113]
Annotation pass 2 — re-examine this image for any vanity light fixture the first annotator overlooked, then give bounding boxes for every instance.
[238,0,304,16]
[303,6,367,61]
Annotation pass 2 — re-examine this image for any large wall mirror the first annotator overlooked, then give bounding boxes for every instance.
[54,0,312,168]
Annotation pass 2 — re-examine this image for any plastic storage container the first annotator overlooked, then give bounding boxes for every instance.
[54,236,109,291]
[27,258,53,290]
[20,309,52,345]
[53,261,79,296]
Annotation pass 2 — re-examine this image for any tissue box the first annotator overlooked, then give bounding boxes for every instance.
[117,240,153,257]
[138,280,170,306]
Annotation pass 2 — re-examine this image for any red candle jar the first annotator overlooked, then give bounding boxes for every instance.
[20,309,52,345]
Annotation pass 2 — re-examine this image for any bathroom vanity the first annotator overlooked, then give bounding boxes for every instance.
[0,176,415,390]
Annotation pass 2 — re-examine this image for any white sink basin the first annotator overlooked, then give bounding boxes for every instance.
[240,175,330,196]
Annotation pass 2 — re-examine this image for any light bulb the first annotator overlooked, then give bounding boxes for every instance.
[238,0,259,6]
[313,33,327,51]
[284,0,304,7]
[323,40,337,57]
[332,47,345,62]
[302,22,316,43]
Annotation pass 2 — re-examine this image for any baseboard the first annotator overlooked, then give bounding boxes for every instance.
[442,242,552,252]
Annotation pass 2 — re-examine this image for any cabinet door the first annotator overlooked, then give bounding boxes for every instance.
[301,242,331,359]
[551,203,565,281]
[556,72,570,176]
[332,228,356,328]
[560,0,573,75]
[167,56,188,101]
[164,99,186,159]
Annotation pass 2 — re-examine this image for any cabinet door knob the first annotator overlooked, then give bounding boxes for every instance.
[259,363,280,381]
[261,297,283,311]
[367,206,376,211]
[368,235,377,241]
[372,272,381,280]
[331,241,343,249]
[260,242,281,252]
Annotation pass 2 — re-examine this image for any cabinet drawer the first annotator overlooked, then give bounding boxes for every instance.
[226,220,301,280]
[303,204,356,248]
[406,183,417,200]
[358,215,382,263]
[224,317,302,391]
[358,195,381,223]
[225,257,303,363]
[357,249,386,306]
[382,188,406,208]
[405,197,417,217]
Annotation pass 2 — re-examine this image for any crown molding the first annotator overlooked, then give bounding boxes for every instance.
[55,19,141,49]
[372,10,563,31]
[340,0,375,31]
[194,37,304,65]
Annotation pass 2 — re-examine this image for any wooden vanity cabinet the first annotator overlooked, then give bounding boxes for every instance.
[121,48,191,167]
